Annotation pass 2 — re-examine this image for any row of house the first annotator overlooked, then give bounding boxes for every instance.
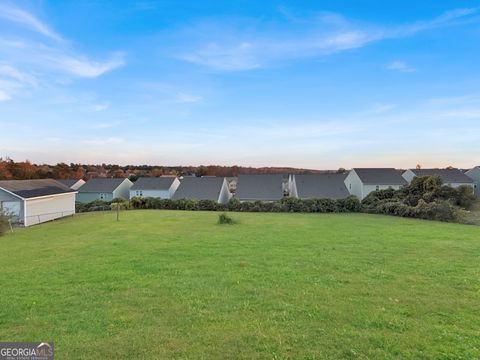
[1,167,478,227]
[73,167,477,203]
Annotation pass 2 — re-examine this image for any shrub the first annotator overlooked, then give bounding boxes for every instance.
[218,213,235,225]
[0,212,9,236]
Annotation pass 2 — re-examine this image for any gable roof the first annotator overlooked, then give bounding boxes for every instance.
[0,179,75,199]
[294,174,350,199]
[57,179,81,188]
[408,169,474,184]
[353,168,407,185]
[235,174,285,201]
[78,178,128,193]
[172,177,226,201]
[131,177,177,191]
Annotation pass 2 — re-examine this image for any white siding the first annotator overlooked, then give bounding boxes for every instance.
[24,193,76,227]
[71,179,86,190]
[402,170,416,183]
[130,189,170,199]
[344,171,363,199]
[129,178,180,200]
[466,167,480,198]
[345,171,403,200]
[218,179,231,204]
[290,175,298,198]
[112,179,133,199]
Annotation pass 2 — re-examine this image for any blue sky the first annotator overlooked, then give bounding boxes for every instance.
[0,1,479,168]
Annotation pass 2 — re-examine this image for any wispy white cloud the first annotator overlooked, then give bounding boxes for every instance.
[91,103,110,112]
[175,92,202,103]
[0,3,62,41]
[387,61,415,73]
[0,90,11,102]
[0,4,126,100]
[176,7,479,71]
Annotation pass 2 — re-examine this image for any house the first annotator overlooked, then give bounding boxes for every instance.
[129,177,180,199]
[0,179,76,227]
[172,177,230,204]
[235,174,287,201]
[344,168,407,200]
[464,166,480,197]
[402,169,475,189]
[56,179,86,190]
[291,173,350,199]
[76,178,133,203]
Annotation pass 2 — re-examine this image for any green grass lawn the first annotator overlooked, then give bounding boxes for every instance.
[1,211,479,359]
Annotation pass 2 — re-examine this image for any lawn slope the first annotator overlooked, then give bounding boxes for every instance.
[0,211,479,359]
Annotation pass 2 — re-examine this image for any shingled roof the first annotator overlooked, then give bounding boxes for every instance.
[353,168,407,185]
[78,178,127,193]
[408,169,474,184]
[131,177,177,190]
[172,177,226,201]
[235,174,285,201]
[57,179,81,188]
[0,179,75,199]
[294,174,350,199]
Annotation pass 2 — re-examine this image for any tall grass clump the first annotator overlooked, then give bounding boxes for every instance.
[218,213,235,225]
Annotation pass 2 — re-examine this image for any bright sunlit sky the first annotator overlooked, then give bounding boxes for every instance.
[0,1,479,168]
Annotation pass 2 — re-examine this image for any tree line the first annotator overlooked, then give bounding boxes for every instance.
[0,158,326,180]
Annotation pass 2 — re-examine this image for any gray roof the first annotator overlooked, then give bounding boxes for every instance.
[236,174,285,201]
[172,177,226,201]
[57,179,81,188]
[131,177,176,191]
[78,178,128,193]
[295,174,350,199]
[408,169,474,184]
[0,179,75,199]
[353,168,407,185]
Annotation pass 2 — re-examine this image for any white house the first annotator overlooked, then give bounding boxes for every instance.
[76,178,133,203]
[465,166,480,197]
[129,177,180,199]
[402,169,475,189]
[172,177,231,204]
[56,179,86,191]
[344,168,407,200]
[0,179,76,227]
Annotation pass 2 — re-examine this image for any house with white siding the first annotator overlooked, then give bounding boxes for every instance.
[344,168,407,200]
[0,179,76,227]
[76,178,133,203]
[464,167,480,197]
[402,169,475,189]
[56,179,86,191]
[292,173,350,199]
[172,177,230,204]
[129,177,180,199]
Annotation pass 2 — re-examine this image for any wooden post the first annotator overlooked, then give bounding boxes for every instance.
[8,219,13,233]
[116,202,119,221]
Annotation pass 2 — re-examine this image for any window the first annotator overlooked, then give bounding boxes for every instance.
[376,185,380,191]
[349,183,352,189]
[100,193,105,200]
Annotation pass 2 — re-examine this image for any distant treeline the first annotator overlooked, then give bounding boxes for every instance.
[0,158,330,180]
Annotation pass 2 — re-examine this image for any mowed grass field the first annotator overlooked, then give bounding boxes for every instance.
[1,211,479,359]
